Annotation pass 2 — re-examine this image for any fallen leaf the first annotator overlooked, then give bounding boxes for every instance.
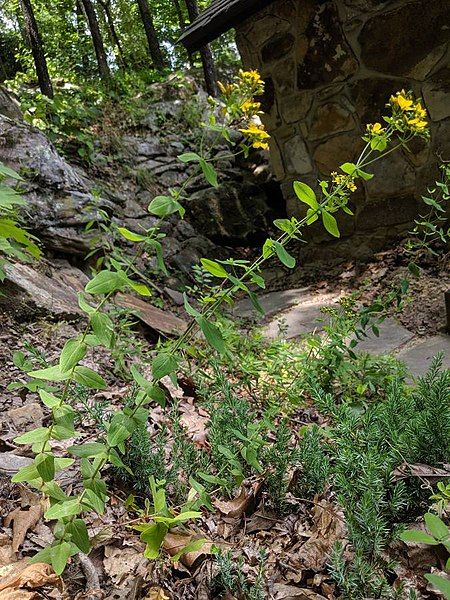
[392,462,450,481]
[299,499,347,571]
[103,545,149,587]
[163,532,212,568]
[145,586,171,599]
[214,480,262,518]
[179,399,209,447]
[273,583,327,600]
[0,561,60,597]
[4,503,43,553]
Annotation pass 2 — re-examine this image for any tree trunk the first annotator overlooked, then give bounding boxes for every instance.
[80,0,110,80]
[135,0,165,72]
[97,0,127,68]
[76,0,90,73]
[172,0,186,29]
[184,0,217,97]
[18,0,53,97]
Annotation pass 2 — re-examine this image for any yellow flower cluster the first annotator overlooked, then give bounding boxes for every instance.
[238,69,265,95]
[390,90,428,132]
[240,99,262,115]
[331,172,357,192]
[239,123,270,150]
[366,122,385,135]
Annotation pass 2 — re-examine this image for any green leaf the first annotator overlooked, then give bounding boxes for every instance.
[117,227,146,242]
[140,522,168,559]
[408,262,421,277]
[78,293,95,315]
[39,390,61,409]
[199,159,218,187]
[370,137,387,152]
[356,168,374,181]
[197,472,228,486]
[340,162,357,176]
[51,542,72,576]
[148,195,185,218]
[12,463,40,483]
[399,529,440,545]
[152,352,179,381]
[85,270,125,295]
[321,211,340,238]
[45,498,81,520]
[0,162,23,180]
[183,293,201,318]
[200,258,227,278]
[82,488,106,514]
[306,208,318,225]
[29,365,69,382]
[272,241,296,268]
[171,538,207,563]
[69,442,108,458]
[425,574,450,599]
[90,312,114,348]
[197,316,226,355]
[73,366,107,389]
[15,427,50,445]
[127,280,151,297]
[35,453,55,482]
[66,519,90,554]
[59,339,87,373]
[293,181,318,209]
[425,512,450,541]
[178,152,201,163]
[107,413,135,447]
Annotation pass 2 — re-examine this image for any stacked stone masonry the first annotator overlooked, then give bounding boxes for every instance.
[235,0,450,260]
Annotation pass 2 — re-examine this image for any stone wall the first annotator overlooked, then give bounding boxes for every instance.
[235,0,450,260]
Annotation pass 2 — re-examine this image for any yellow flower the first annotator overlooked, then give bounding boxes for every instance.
[391,91,413,111]
[414,104,427,119]
[239,122,270,149]
[239,69,264,86]
[253,140,269,150]
[240,100,261,114]
[408,117,428,129]
[367,122,385,134]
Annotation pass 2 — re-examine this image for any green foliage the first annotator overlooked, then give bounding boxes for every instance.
[0,162,41,279]
[400,513,450,599]
[6,86,437,579]
[293,425,330,499]
[328,542,402,600]
[212,550,266,600]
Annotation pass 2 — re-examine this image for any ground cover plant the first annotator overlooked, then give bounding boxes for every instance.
[1,72,450,600]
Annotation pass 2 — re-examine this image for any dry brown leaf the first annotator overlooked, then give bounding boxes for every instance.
[273,583,327,600]
[179,399,209,447]
[103,545,149,587]
[0,561,60,596]
[4,503,43,553]
[163,532,212,569]
[214,480,262,518]
[299,500,346,571]
[145,586,171,599]
[392,462,450,481]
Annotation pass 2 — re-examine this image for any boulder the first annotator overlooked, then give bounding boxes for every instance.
[0,115,118,254]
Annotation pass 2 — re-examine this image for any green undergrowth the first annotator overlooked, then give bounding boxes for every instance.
[109,307,449,597]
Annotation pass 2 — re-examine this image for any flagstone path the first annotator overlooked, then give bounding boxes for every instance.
[234,289,450,377]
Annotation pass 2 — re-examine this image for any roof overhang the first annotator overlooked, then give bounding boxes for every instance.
[179,0,277,53]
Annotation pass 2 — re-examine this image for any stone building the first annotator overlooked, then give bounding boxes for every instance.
[180,0,450,259]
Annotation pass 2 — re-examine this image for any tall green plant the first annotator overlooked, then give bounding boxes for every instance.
[10,81,431,574]
[0,161,41,280]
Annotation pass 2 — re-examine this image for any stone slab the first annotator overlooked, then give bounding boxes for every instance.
[233,287,311,319]
[262,293,340,340]
[115,293,188,336]
[353,318,415,354]
[396,335,450,377]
